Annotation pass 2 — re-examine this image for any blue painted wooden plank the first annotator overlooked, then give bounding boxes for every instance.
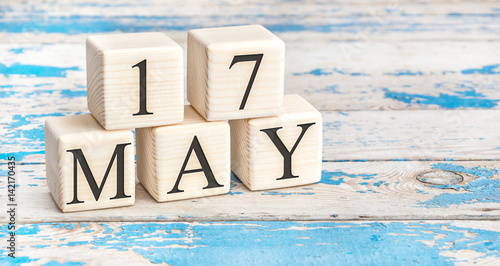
[0,14,498,35]
[0,1,499,36]
[0,221,498,265]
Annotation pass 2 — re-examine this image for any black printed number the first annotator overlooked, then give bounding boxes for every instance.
[132,59,153,116]
[229,54,263,110]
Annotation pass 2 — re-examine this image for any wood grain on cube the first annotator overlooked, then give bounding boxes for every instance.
[230,94,322,190]
[86,32,184,130]
[136,105,230,202]
[44,114,135,212]
[187,25,284,121]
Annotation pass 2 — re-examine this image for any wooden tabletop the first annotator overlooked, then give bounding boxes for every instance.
[1,0,499,264]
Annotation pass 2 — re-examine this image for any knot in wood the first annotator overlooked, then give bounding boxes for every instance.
[416,170,463,185]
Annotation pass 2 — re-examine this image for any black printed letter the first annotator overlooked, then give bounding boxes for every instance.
[66,143,132,204]
[260,123,315,180]
[168,136,223,194]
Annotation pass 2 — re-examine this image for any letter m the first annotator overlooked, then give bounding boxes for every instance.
[66,143,131,205]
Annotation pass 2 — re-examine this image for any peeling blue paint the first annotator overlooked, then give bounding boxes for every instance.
[3,221,497,265]
[416,189,430,194]
[384,70,423,76]
[0,256,38,265]
[0,63,80,77]
[8,48,25,54]
[60,89,87,99]
[101,223,114,234]
[261,191,315,197]
[315,85,341,94]
[383,88,500,109]
[0,90,17,97]
[0,150,45,161]
[228,172,244,195]
[32,245,50,249]
[0,15,352,34]
[42,261,85,266]
[461,64,500,75]
[294,68,333,76]
[322,170,378,186]
[52,224,76,230]
[418,163,500,207]
[294,68,369,76]
[373,181,389,187]
[1,113,73,160]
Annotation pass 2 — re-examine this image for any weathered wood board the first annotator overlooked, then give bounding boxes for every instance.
[1,160,498,223]
[1,41,500,115]
[0,221,499,265]
[3,110,500,163]
[1,0,500,44]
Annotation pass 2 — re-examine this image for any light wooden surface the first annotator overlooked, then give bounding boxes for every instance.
[1,0,500,264]
[136,105,230,202]
[230,94,322,190]
[187,25,284,121]
[44,114,135,212]
[87,32,184,130]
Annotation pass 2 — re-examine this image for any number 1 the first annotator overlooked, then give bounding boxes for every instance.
[132,59,153,116]
[229,54,263,110]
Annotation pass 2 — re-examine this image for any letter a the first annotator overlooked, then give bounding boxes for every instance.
[260,123,315,180]
[168,136,223,194]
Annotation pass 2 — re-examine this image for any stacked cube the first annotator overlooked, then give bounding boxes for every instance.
[45,25,323,212]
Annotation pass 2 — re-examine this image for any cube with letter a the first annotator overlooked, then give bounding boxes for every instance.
[86,32,184,130]
[187,25,284,121]
[136,105,230,202]
[44,114,135,212]
[230,94,322,191]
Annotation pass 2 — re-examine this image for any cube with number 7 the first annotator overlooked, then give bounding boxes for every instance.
[187,25,284,121]
[86,32,184,130]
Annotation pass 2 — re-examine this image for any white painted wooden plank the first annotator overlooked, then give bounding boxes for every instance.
[1,220,499,265]
[1,161,499,223]
[3,109,500,163]
[323,110,500,161]
[1,1,500,44]
[2,41,499,116]
[4,0,500,17]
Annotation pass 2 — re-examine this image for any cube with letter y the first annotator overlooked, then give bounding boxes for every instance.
[45,114,135,212]
[187,25,284,121]
[136,105,230,202]
[230,95,322,191]
[86,32,184,130]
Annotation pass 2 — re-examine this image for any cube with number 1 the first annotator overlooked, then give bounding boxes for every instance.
[86,32,184,130]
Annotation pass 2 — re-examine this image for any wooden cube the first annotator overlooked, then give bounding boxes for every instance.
[230,94,322,190]
[87,32,184,130]
[136,105,230,202]
[44,114,135,212]
[187,25,284,121]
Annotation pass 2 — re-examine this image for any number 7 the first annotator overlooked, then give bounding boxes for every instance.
[229,54,263,110]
